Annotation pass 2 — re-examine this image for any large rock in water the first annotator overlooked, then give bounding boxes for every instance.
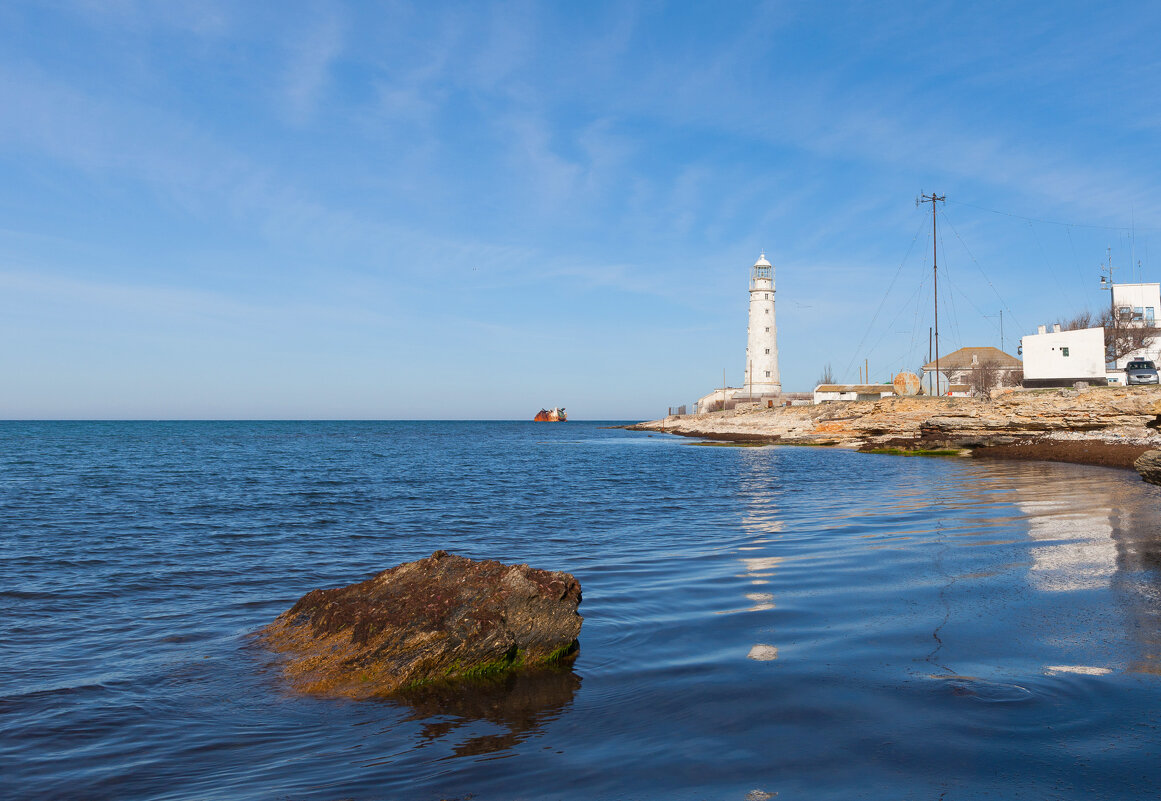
[1135,450,1161,486]
[260,551,582,698]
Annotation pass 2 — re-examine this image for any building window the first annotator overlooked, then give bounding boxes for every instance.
[765,327,770,332]
[765,309,769,314]
[764,348,770,354]
[765,371,771,377]
[1062,347,1070,357]
[1148,307,1156,323]
[764,293,769,299]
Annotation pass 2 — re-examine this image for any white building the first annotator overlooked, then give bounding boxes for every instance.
[1107,283,1161,383]
[813,384,895,403]
[1111,282,1160,327]
[744,253,781,396]
[1020,324,1107,387]
[694,386,736,414]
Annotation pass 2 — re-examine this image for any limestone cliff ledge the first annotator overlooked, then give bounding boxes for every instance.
[629,386,1161,469]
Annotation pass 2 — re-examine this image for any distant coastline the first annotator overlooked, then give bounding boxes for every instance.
[628,386,1161,470]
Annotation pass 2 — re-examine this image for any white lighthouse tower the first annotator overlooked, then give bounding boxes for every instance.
[743,252,781,396]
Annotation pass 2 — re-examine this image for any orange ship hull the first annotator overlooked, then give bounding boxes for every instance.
[534,408,567,422]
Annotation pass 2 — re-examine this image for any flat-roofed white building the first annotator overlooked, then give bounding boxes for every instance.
[813,384,895,403]
[1020,325,1107,387]
[1111,282,1160,327]
[1107,283,1161,383]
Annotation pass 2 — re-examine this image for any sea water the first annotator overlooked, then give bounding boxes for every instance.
[4,420,1161,800]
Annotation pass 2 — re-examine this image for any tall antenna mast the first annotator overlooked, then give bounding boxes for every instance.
[986,310,1005,353]
[918,193,946,394]
[1132,207,1138,281]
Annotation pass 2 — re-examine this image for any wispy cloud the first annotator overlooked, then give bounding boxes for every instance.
[282,3,345,124]
[470,0,537,92]
[68,0,233,36]
[3,1,1161,414]
[0,268,401,332]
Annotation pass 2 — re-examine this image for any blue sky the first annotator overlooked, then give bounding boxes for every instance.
[3,1,1161,419]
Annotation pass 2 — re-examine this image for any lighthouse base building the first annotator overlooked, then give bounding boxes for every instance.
[693,253,786,414]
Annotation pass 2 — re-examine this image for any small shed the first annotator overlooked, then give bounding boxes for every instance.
[813,384,895,403]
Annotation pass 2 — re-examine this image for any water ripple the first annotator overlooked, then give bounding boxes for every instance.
[4,422,1161,799]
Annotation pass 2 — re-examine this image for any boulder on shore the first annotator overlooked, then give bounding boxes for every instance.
[1134,450,1161,486]
[260,551,582,698]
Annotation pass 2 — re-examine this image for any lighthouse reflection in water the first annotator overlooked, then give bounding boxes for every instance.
[6,421,1161,800]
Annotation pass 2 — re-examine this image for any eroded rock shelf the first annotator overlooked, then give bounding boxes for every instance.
[630,386,1161,469]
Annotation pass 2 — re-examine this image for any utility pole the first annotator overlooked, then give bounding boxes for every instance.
[928,327,932,395]
[919,193,946,394]
[1100,245,1116,367]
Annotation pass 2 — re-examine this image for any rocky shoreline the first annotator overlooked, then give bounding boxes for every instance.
[628,386,1161,470]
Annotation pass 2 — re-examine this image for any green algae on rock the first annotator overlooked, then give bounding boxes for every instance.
[260,551,582,699]
[689,440,773,447]
[861,447,966,457]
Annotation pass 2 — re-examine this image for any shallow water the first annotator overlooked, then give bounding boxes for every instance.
[5,421,1161,800]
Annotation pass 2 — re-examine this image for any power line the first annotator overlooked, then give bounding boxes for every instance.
[949,276,1002,339]
[1066,226,1086,293]
[939,207,1027,334]
[938,227,965,354]
[947,198,1160,232]
[863,280,925,366]
[843,214,927,382]
[1026,220,1074,310]
[907,267,930,371]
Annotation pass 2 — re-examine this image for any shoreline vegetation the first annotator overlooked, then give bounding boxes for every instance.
[628,385,1161,470]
